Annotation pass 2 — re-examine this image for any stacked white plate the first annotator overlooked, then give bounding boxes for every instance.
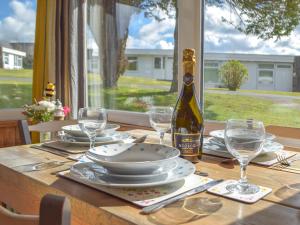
[59,123,133,146]
[69,143,196,187]
[206,130,283,155]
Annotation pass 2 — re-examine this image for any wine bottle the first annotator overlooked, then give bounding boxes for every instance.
[171,48,204,163]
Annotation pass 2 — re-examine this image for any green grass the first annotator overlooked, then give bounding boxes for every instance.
[208,88,300,97]
[1,69,300,127]
[0,68,33,78]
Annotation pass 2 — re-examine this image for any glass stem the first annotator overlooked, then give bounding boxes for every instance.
[159,131,164,144]
[239,163,248,185]
[90,135,96,149]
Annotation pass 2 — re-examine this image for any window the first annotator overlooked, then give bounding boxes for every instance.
[3,53,9,65]
[14,55,18,67]
[154,57,162,69]
[204,61,220,85]
[86,0,177,113]
[0,1,36,109]
[127,57,138,71]
[258,71,274,84]
[204,1,300,128]
[18,56,22,67]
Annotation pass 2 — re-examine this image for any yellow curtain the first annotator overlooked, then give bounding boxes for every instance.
[32,0,56,102]
[31,0,57,143]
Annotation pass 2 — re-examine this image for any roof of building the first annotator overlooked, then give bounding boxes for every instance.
[1,46,26,57]
[125,49,295,63]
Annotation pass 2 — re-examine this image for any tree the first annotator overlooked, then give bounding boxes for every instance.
[206,0,300,40]
[219,60,248,91]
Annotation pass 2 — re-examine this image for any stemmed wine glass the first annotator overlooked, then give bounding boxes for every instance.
[224,119,265,194]
[148,106,173,144]
[78,108,107,149]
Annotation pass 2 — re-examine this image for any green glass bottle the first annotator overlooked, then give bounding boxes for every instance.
[171,48,204,163]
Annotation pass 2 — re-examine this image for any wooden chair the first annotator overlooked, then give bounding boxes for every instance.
[19,120,78,145]
[0,194,71,225]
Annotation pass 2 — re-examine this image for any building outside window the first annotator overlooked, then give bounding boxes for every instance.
[204,61,220,86]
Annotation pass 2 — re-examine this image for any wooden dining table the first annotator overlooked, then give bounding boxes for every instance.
[0,122,300,225]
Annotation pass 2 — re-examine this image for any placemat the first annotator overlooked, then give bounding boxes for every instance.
[208,180,272,203]
[59,172,212,207]
[42,141,88,154]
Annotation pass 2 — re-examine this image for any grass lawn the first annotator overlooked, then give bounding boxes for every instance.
[0,68,33,78]
[1,69,300,127]
[208,87,300,97]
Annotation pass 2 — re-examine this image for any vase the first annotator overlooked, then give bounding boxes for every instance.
[39,131,51,143]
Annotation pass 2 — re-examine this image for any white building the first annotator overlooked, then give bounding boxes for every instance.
[125,49,295,92]
[0,47,26,70]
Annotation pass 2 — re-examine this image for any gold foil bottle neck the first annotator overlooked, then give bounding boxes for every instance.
[183,49,196,75]
[183,48,196,63]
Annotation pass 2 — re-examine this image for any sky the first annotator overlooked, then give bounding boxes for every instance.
[1,0,300,55]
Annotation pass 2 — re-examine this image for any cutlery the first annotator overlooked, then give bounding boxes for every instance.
[276,154,300,171]
[31,145,70,157]
[133,135,148,143]
[142,179,223,214]
[14,161,70,172]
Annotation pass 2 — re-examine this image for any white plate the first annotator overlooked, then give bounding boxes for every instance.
[62,123,120,137]
[209,130,276,141]
[70,160,177,181]
[59,132,132,146]
[204,137,283,154]
[86,143,180,175]
[69,158,195,187]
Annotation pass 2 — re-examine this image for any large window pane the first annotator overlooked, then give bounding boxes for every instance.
[0,0,36,109]
[204,1,300,127]
[87,0,177,112]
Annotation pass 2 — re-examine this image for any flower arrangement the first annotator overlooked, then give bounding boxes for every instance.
[23,82,70,123]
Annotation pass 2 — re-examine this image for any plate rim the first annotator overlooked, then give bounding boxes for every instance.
[69,158,195,187]
[86,143,180,165]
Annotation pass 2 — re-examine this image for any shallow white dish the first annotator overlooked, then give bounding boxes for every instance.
[70,160,177,181]
[209,129,276,142]
[204,137,283,155]
[59,132,132,146]
[70,157,195,187]
[62,123,120,137]
[86,143,180,175]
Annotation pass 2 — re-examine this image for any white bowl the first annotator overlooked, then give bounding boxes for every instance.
[62,123,120,137]
[86,143,180,175]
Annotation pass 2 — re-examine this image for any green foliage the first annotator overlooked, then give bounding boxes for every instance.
[207,0,300,40]
[219,60,248,91]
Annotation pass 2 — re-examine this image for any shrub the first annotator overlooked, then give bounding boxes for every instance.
[219,60,248,91]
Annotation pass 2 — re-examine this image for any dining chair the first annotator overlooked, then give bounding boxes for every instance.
[0,194,71,225]
[19,120,78,145]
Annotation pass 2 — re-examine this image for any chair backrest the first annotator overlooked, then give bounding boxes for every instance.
[0,194,71,225]
[0,120,27,147]
[28,120,78,133]
[18,120,78,145]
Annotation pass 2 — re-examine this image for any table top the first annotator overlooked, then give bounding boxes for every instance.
[0,124,300,225]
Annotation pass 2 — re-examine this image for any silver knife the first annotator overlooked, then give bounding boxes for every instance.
[142,179,223,214]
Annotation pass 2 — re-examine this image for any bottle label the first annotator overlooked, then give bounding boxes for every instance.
[174,133,201,156]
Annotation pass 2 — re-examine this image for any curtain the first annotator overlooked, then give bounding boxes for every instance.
[32,0,87,118]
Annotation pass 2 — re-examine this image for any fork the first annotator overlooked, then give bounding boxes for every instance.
[276,154,300,171]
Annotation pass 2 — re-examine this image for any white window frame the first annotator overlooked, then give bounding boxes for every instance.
[0,0,203,128]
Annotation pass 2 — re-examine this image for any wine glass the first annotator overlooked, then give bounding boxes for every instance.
[78,108,107,149]
[224,119,265,194]
[148,106,173,144]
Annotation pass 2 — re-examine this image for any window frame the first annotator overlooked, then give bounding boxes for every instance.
[0,0,204,127]
[127,56,138,71]
[154,57,162,69]
[3,53,9,65]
